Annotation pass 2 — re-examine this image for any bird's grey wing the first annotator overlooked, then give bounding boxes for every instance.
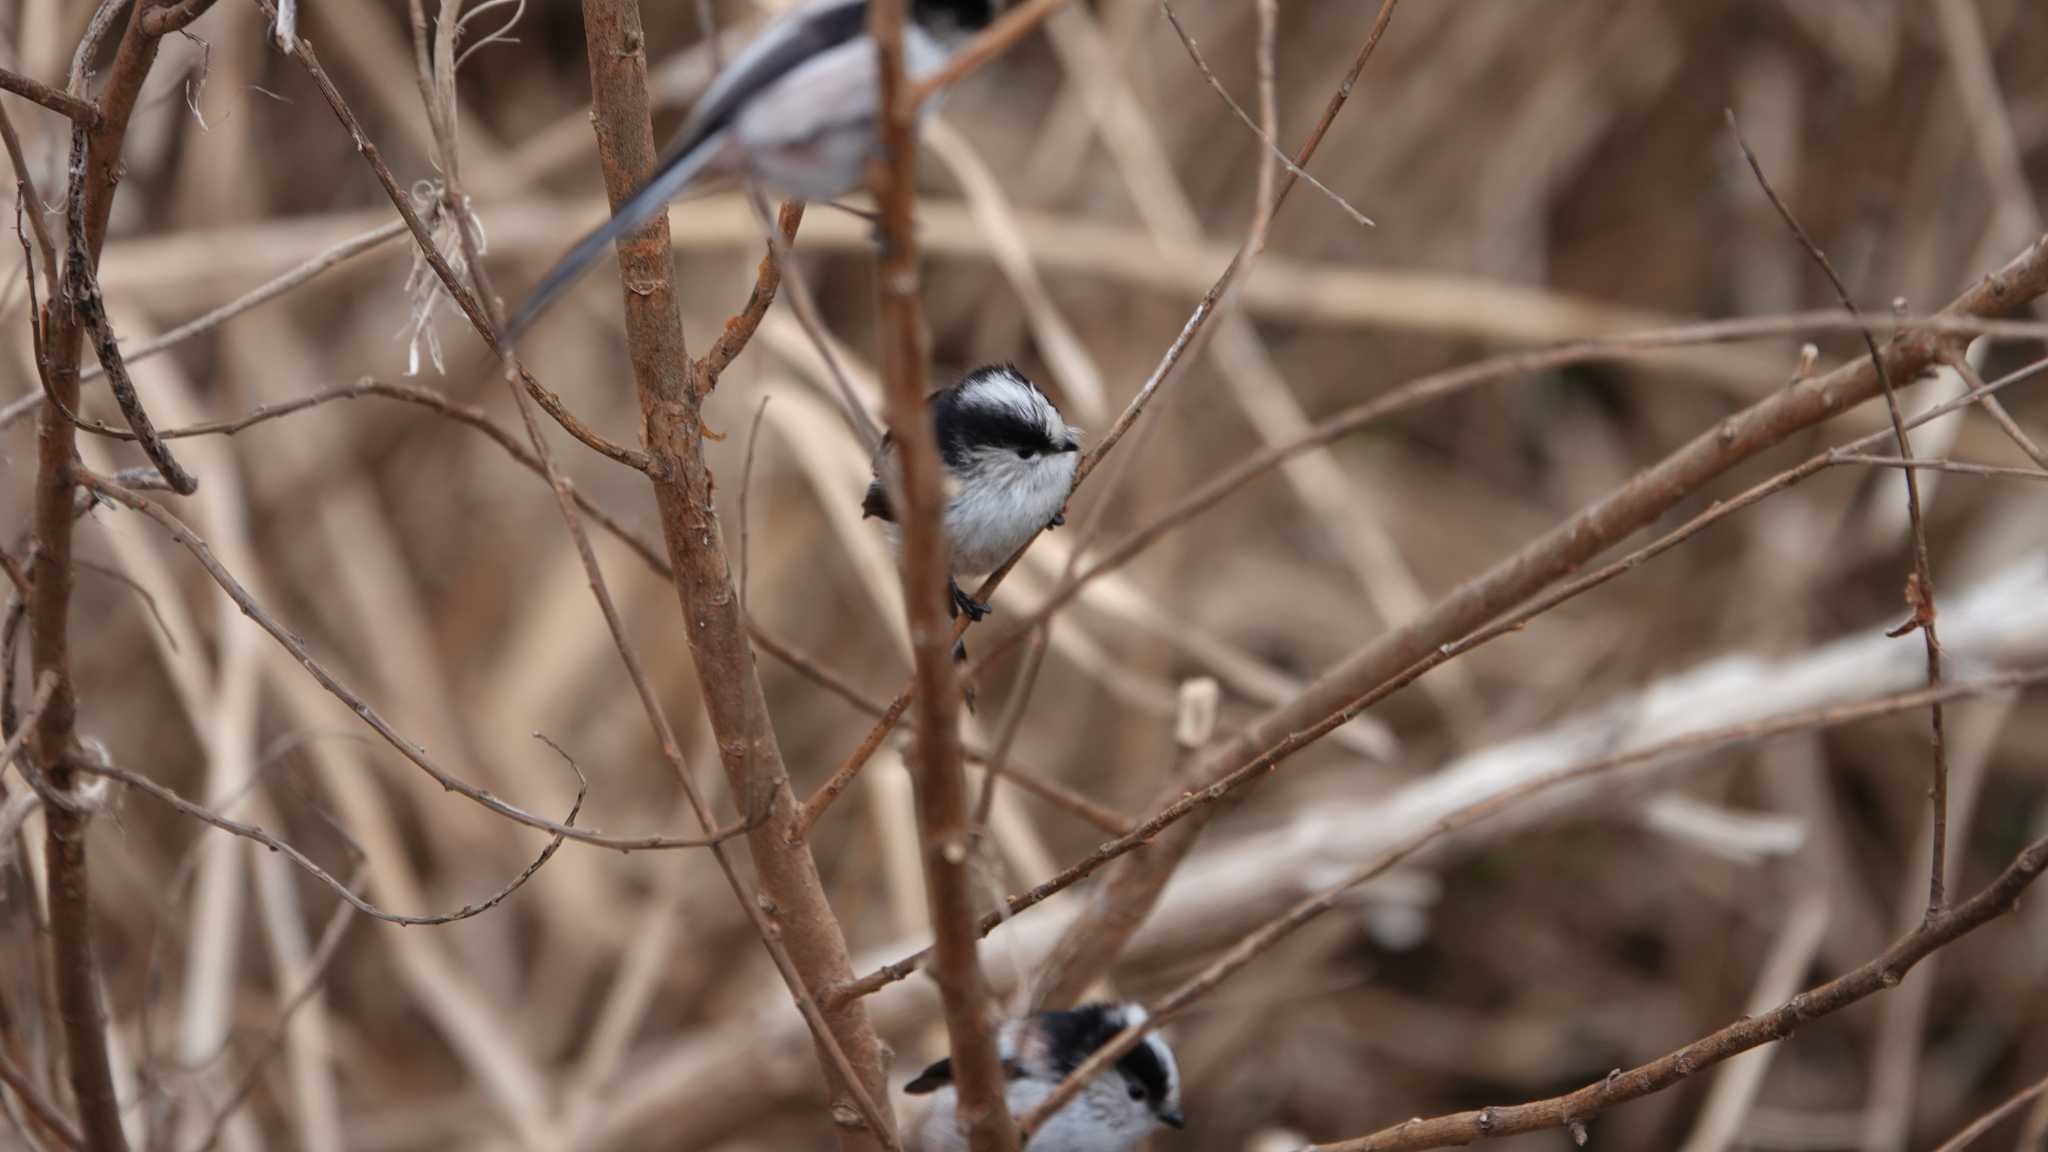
[505,0,870,338]
[660,0,871,169]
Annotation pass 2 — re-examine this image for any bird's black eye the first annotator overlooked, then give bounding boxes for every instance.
[1127,1085,1146,1102]
[1016,447,1037,459]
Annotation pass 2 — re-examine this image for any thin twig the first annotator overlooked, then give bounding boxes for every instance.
[1156,0,1374,229]
[250,0,651,474]
[738,396,772,622]
[1930,1071,2048,1152]
[0,68,101,124]
[79,220,409,383]
[0,101,59,290]
[1940,345,2048,468]
[183,864,365,1152]
[0,1043,82,1152]
[1315,850,2048,1150]
[62,124,198,494]
[700,201,803,384]
[743,187,880,449]
[1728,108,1950,914]
[1830,453,2048,480]
[72,468,762,852]
[77,752,581,925]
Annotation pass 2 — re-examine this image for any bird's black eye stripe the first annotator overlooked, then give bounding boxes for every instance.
[932,389,1062,466]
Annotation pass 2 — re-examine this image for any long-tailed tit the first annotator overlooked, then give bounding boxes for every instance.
[507,0,1002,337]
[905,1001,1185,1152]
[863,363,1080,622]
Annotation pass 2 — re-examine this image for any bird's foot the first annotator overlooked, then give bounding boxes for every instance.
[950,579,992,622]
[1047,511,1066,529]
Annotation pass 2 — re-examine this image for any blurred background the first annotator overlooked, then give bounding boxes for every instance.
[2,0,2047,1149]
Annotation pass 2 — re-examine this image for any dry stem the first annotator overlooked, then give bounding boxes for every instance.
[869,0,1015,1147]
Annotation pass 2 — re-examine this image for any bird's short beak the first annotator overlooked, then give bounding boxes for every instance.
[1159,1108,1185,1129]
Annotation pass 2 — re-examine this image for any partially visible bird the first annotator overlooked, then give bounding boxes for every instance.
[506,0,1004,338]
[862,363,1080,623]
[905,1001,1185,1152]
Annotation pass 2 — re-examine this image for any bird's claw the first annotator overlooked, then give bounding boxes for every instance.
[1047,512,1066,529]
[950,580,992,622]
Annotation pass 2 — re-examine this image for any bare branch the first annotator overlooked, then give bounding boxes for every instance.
[72,468,762,852]
[251,0,652,474]
[1727,108,1950,914]
[1313,834,2048,1150]
[74,745,583,926]
[1931,1071,2048,1152]
[569,0,900,1142]
[870,0,1015,1146]
[0,68,101,125]
[1021,668,2048,1139]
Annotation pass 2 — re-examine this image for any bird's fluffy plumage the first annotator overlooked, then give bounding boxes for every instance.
[905,1002,1184,1152]
[864,364,1080,578]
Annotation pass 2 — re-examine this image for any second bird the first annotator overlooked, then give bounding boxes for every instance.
[863,364,1080,622]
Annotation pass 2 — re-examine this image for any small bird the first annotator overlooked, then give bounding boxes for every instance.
[905,1001,1185,1152]
[863,363,1080,623]
[506,0,1003,337]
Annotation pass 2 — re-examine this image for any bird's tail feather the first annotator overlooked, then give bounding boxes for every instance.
[503,132,726,342]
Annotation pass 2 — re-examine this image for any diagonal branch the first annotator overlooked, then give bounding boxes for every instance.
[1019,668,2048,1139]
[251,0,651,475]
[70,468,762,853]
[0,68,100,125]
[1314,831,2048,1150]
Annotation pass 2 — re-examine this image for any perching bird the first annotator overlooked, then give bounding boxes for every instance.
[862,363,1080,622]
[506,0,1003,337]
[906,1001,1184,1152]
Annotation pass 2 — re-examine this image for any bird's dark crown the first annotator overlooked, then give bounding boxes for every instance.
[911,0,1001,34]
[1035,1003,1174,1107]
[931,364,1074,468]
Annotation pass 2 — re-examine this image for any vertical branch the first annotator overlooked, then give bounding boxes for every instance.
[23,4,200,1148]
[868,2,1016,1150]
[571,0,896,1146]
